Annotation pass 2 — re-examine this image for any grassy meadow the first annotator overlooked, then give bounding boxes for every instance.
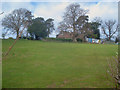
[2,39,118,88]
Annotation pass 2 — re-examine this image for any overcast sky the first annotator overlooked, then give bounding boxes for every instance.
[0,0,118,38]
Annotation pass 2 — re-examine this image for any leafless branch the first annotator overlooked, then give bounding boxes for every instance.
[0,12,4,15]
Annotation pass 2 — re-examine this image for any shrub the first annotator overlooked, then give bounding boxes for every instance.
[45,38,73,42]
[28,37,34,40]
[26,37,30,40]
[23,37,27,39]
[45,38,55,41]
[8,37,14,39]
[76,38,82,42]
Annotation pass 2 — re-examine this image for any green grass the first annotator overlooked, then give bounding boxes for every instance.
[2,40,118,88]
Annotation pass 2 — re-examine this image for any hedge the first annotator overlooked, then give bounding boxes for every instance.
[45,38,73,42]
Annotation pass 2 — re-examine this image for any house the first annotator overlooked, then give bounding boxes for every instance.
[56,31,85,41]
[56,31,73,39]
[56,31,101,43]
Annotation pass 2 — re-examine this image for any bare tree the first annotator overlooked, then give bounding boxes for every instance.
[101,20,118,41]
[93,17,102,24]
[80,23,94,41]
[0,12,4,38]
[2,8,33,57]
[2,8,33,39]
[58,3,89,42]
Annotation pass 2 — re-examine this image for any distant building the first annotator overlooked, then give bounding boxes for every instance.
[56,31,73,39]
[56,31,85,40]
[56,31,101,43]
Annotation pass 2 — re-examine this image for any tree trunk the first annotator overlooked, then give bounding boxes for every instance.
[73,37,77,42]
[72,24,77,42]
[83,37,85,42]
[26,32,28,38]
[17,31,19,39]
[109,37,111,41]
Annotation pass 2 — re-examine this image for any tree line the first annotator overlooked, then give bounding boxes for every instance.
[58,3,118,42]
[2,3,119,42]
[2,8,54,40]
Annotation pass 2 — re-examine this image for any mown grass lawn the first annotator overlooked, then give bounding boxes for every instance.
[2,39,118,88]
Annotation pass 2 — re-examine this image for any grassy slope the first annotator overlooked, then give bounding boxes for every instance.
[2,40,118,88]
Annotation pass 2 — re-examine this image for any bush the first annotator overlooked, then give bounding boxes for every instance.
[26,37,29,40]
[45,38,73,42]
[23,37,27,39]
[45,38,55,41]
[19,37,26,39]
[55,38,73,42]
[8,37,14,39]
[76,38,82,42]
[28,37,34,40]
